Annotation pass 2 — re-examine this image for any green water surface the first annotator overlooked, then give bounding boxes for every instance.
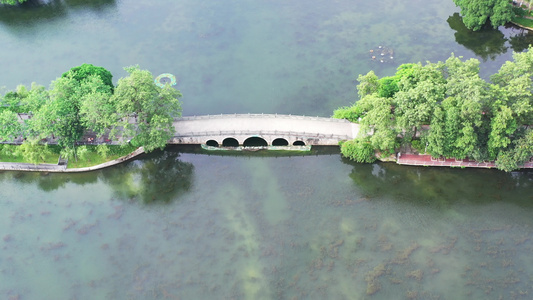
[1,0,533,299]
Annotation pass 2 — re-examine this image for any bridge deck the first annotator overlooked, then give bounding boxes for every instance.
[172,114,359,145]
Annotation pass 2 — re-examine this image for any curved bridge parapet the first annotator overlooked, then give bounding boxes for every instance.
[171,114,359,146]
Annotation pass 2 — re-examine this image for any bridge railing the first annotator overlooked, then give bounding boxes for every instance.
[175,113,352,123]
[174,130,352,140]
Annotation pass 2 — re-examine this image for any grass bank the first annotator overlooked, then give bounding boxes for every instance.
[512,16,533,28]
[0,144,137,168]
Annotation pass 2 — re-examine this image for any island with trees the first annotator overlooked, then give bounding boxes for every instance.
[0,64,182,168]
[334,47,533,172]
[452,0,533,31]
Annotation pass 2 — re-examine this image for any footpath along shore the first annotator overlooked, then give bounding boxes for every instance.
[396,153,533,169]
[0,147,145,173]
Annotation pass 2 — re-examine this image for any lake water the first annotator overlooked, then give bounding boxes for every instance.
[1,0,533,299]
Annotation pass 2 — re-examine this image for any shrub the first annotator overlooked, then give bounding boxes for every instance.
[411,139,425,153]
[96,144,109,159]
[340,137,376,163]
[333,105,364,123]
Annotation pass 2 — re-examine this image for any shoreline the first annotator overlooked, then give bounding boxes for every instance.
[510,20,533,31]
[386,153,533,170]
[0,147,145,173]
[1,145,531,173]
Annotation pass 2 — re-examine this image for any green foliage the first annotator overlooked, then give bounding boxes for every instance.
[47,75,85,148]
[96,143,110,159]
[394,61,446,141]
[332,105,364,122]
[78,75,115,137]
[376,64,416,98]
[0,0,27,5]
[16,139,51,165]
[0,110,22,141]
[60,146,76,161]
[377,76,399,98]
[358,95,397,153]
[512,15,533,27]
[0,144,17,159]
[112,66,182,152]
[411,139,425,153]
[336,48,533,171]
[340,137,376,163]
[453,0,513,31]
[356,71,380,98]
[496,129,533,171]
[77,145,89,162]
[62,63,114,91]
[513,6,527,18]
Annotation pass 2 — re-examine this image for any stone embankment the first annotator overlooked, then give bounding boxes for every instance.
[396,153,533,169]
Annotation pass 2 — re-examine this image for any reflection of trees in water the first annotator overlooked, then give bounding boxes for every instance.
[0,0,116,27]
[99,150,194,204]
[505,24,533,53]
[0,150,193,204]
[347,159,533,207]
[0,170,98,192]
[447,13,507,61]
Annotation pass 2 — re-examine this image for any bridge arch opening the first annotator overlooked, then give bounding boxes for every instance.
[293,140,306,146]
[222,138,239,147]
[206,140,219,147]
[272,138,289,146]
[243,137,268,147]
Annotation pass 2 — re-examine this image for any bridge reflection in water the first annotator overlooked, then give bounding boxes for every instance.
[171,114,359,147]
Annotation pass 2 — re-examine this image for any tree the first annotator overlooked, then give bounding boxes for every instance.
[16,138,50,165]
[47,75,84,149]
[453,0,514,31]
[111,66,182,152]
[1,85,27,114]
[488,47,533,158]
[394,61,446,141]
[62,63,114,91]
[0,110,22,141]
[0,0,28,5]
[22,83,49,114]
[496,129,533,172]
[356,71,380,99]
[78,75,116,137]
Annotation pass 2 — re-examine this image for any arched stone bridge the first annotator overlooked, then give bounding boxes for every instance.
[170,114,359,147]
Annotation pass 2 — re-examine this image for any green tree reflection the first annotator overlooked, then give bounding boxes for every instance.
[346,159,533,207]
[447,13,507,61]
[0,0,116,28]
[99,150,194,204]
[506,25,533,53]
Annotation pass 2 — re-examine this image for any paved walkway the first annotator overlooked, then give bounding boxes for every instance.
[173,114,359,145]
[397,153,533,169]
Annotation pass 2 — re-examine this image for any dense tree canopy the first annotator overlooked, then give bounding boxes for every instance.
[334,47,533,172]
[62,63,114,91]
[453,0,514,31]
[0,64,183,159]
[112,66,182,152]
